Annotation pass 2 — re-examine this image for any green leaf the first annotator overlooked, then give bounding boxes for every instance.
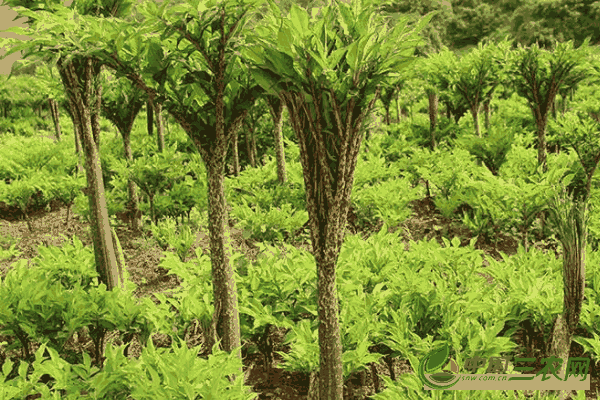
[289,4,309,37]
[3,26,30,36]
[242,45,265,65]
[337,3,353,36]
[250,67,281,95]
[278,28,294,57]
[414,11,438,35]
[346,41,359,71]
[1,359,13,377]
[197,2,207,15]
[305,47,326,74]
[264,47,295,76]
[328,47,347,70]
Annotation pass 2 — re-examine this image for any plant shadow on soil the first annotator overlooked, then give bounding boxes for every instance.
[0,195,597,399]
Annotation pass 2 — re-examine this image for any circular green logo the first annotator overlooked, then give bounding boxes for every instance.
[418,343,460,389]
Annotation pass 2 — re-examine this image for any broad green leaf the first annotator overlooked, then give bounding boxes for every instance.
[311,7,320,19]
[346,41,359,71]
[314,17,327,47]
[357,33,376,63]
[289,4,309,37]
[146,41,165,75]
[413,11,438,36]
[329,47,347,70]
[250,67,281,95]
[366,42,383,65]
[337,3,353,36]
[267,0,282,19]
[305,47,326,74]
[242,46,265,65]
[278,27,294,57]
[264,47,294,75]
[388,15,409,38]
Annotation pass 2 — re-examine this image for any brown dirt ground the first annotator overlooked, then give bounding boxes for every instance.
[0,195,597,399]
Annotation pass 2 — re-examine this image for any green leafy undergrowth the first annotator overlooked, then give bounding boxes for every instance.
[148,217,196,261]
[154,248,215,341]
[231,199,308,243]
[585,189,600,251]
[455,124,515,176]
[0,236,143,362]
[0,340,256,400]
[225,153,306,211]
[458,149,579,245]
[0,136,55,180]
[225,155,308,243]
[411,146,486,218]
[49,173,86,225]
[72,186,126,224]
[353,150,403,189]
[1,219,599,398]
[0,226,21,261]
[0,171,54,230]
[366,126,415,164]
[484,245,564,352]
[33,235,100,290]
[336,226,600,379]
[238,242,317,338]
[125,144,186,223]
[351,175,422,228]
[0,239,256,398]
